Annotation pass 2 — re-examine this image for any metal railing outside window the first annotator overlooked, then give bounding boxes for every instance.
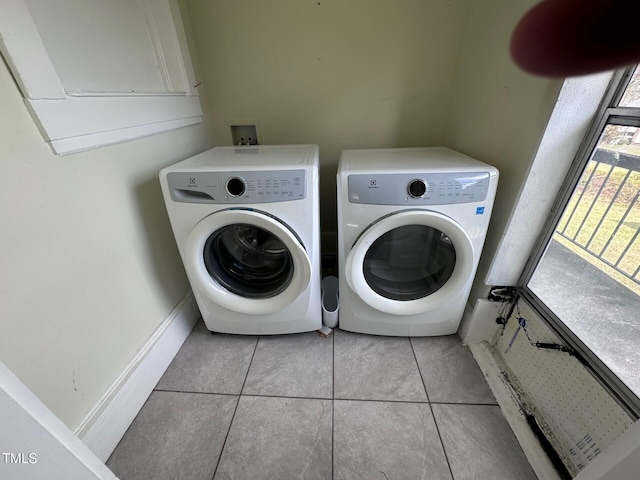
[519,65,640,417]
[556,147,640,288]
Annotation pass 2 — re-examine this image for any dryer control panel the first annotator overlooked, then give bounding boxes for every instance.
[348,172,491,205]
[167,170,306,204]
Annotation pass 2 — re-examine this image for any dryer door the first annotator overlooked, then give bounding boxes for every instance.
[185,209,312,315]
[345,210,474,315]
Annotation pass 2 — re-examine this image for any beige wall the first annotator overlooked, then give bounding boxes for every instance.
[443,0,563,301]
[188,0,564,292]
[0,0,568,430]
[187,0,468,234]
[0,2,213,428]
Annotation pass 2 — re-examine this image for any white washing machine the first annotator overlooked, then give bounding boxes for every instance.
[337,147,498,336]
[160,145,322,334]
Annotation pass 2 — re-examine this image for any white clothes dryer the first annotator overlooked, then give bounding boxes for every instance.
[160,145,322,334]
[337,147,498,336]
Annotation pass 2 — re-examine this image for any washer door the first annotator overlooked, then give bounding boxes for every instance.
[345,210,474,315]
[185,209,312,315]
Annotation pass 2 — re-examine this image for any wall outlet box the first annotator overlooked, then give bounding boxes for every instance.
[229,123,259,145]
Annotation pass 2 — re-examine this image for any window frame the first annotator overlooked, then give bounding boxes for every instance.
[518,67,640,419]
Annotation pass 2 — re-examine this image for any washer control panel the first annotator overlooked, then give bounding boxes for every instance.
[167,170,306,204]
[348,172,491,205]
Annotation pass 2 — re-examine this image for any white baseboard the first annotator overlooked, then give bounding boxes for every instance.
[468,342,561,480]
[73,292,200,462]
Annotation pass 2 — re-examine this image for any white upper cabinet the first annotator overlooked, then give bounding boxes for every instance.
[0,0,202,155]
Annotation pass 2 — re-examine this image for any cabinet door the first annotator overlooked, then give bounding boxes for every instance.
[0,0,202,155]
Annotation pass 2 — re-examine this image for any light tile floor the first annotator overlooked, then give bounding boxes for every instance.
[107,322,538,480]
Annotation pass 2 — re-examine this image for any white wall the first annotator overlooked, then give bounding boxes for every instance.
[0,361,117,479]
[0,1,213,428]
[187,0,468,234]
[443,0,564,301]
[485,72,613,286]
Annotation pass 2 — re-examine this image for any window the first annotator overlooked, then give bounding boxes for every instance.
[521,66,640,414]
[0,0,202,155]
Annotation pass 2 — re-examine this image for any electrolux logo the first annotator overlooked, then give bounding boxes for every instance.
[2,452,37,464]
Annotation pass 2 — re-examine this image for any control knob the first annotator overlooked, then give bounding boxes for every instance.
[226,177,246,197]
[407,179,427,198]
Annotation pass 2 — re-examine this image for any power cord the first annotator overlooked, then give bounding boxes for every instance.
[499,300,587,365]
[488,286,517,327]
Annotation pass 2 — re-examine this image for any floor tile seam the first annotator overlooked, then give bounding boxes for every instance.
[210,334,260,480]
[238,393,333,402]
[239,335,260,395]
[332,396,430,405]
[153,388,240,397]
[209,394,240,480]
[429,401,500,407]
[152,389,498,407]
[230,393,434,405]
[409,337,455,480]
[331,331,335,480]
[407,337,431,402]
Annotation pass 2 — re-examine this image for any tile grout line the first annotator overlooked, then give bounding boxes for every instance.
[210,335,261,480]
[121,332,510,479]
[153,389,495,406]
[331,330,335,480]
[154,388,239,397]
[409,337,456,480]
[407,338,431,404]
[332,396,430,404]
[430,400,500,407]
[153,389,334,401]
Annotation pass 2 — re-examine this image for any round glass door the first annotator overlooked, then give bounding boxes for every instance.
[345,210,474,315]
[363,225,456,301]
[203,223,293,298]
[185,209,312,315]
